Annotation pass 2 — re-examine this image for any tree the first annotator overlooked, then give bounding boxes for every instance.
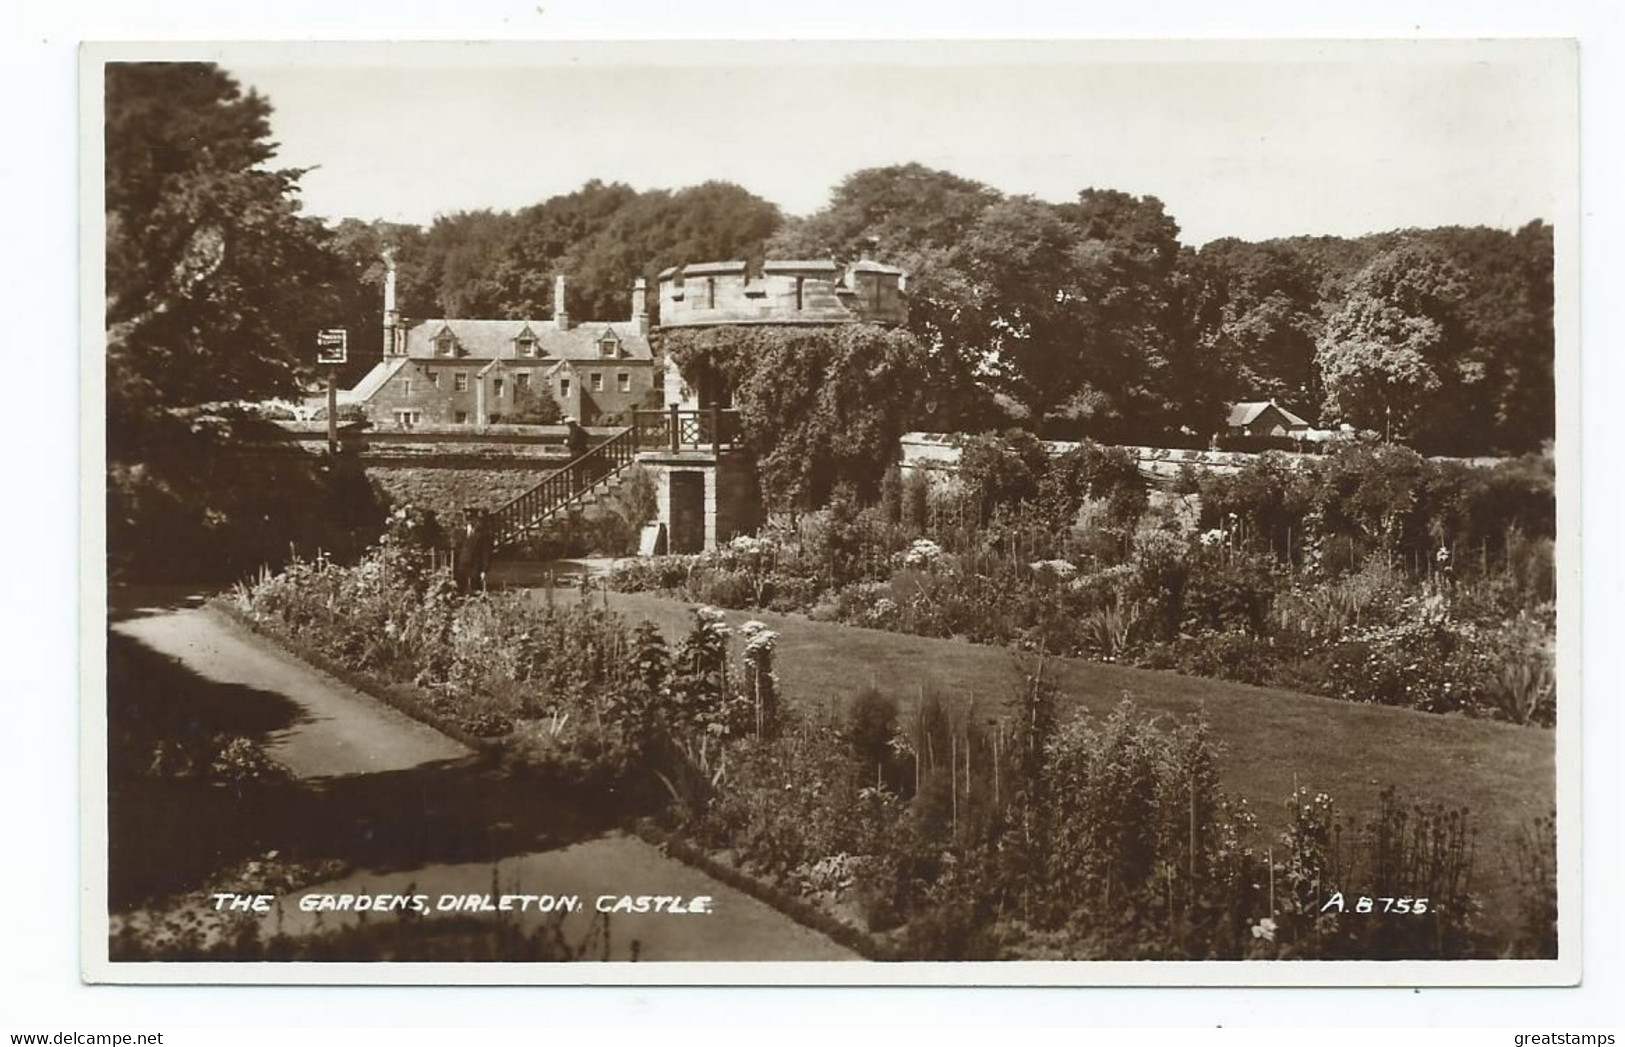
[507,381,563,425]
[1315,245,1469,445]
[949,189,1186,440]
[563,181,782,320]
[106,62,350,437]
[105,62,386,580]
[663,324,928,509]
[1198,238,1324,407]
[770,164,1006,430]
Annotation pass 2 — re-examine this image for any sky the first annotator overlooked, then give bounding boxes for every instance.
[225,40,1574,247]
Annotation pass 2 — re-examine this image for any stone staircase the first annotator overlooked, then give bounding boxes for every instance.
[486,427,639,551]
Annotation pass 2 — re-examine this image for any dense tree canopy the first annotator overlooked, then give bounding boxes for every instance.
[388,180,783,325]
[106,62,350,436]
[662,325,929,510]
[323,155,1551,457]
[105,63,386,580]
[109,63,1554,471]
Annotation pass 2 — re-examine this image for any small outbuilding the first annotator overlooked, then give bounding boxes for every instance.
[1225,400,1312,440]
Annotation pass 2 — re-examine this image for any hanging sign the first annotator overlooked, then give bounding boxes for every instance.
[316,329,348,365]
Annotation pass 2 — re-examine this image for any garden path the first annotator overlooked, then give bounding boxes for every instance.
[111,593,470,778]
[106,587,859,960]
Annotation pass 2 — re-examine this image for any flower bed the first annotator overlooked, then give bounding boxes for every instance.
[229,529,1555,959]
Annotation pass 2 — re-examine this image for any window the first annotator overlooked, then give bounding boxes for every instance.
[598,332,619,358]
[560,378,571,398]
[617,372,631,393]
[393,409,422,428]
[454,410,468,424]
[590,372,604,392]
[515,373,530,391]
[454,372,468,392]
[795,276,804,311]
[402,378,412,397]
[706,277,716,309]
[516,336,537,357]
[427,370,439,388]
[493,378,505,398]
[435,334,455,356]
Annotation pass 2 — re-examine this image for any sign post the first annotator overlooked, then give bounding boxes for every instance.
[317,329,348,455]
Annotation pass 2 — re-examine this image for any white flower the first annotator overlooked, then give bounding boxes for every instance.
[1028,558,1078,579]
[901,538,943,568]
[1252,917,1278,942]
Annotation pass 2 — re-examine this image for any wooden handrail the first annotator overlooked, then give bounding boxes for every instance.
[487,426,638,549]
[628,406,742,452]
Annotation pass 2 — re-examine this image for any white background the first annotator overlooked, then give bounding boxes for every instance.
[5,0,1620,1030]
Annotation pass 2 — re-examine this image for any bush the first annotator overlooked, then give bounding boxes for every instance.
[845,687,900,780]
[956,429,1050,523]
[1267,786,1482,959]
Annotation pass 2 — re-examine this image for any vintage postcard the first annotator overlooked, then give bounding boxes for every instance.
[81,38,1580,985]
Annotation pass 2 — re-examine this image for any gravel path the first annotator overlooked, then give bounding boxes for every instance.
[112,601,472,778]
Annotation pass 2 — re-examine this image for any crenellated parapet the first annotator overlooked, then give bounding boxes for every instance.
[656,258,908,328]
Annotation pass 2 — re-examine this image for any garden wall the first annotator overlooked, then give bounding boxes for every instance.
[898,432,1505,490]
[260,421,629,523]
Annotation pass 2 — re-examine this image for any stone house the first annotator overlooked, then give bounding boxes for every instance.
[345,270,661,428]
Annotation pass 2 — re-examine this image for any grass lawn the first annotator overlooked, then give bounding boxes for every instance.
[536,586,1556,937]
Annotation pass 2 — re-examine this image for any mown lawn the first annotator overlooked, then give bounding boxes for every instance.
[532,586,1557,936]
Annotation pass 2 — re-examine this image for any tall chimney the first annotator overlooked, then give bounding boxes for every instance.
[553,274,570,331]
[631,276,649,336]
[382,249,400,357]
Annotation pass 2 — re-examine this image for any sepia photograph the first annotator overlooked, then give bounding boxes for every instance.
[82,38,1579,984]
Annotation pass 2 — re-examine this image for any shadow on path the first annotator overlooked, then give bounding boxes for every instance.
[108,632,622,911]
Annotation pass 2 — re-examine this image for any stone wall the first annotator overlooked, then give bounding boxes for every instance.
[639,449,761,552]
[264,422,620,525]
[658,259,907,328]
[363,462,556,524]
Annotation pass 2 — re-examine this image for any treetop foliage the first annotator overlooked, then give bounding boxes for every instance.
[106,62,351,434]
[106,66,1555,461]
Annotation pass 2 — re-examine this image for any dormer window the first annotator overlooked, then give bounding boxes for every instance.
[435,332,457,357]
[598,330,621,358]
[516,336,537,357]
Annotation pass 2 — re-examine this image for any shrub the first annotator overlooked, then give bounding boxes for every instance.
[956,429,1050,523]
[1268,786,1482,959]
[845,687,901,782]
[1042,441,1149,531]
[1182,546,1279,636]
[1507,809,1558,958]
[1027,699,1257,953]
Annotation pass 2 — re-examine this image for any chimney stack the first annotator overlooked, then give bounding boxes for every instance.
[382,249,400,357]
[553,274,571,331]
[631,276,649,336]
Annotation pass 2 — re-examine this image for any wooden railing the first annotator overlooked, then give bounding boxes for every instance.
[629,406,742,452]
[487,427,639,550]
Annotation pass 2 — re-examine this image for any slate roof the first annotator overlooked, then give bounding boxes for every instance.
[339,357,409,405]
[761,259,841,274]
[1227,400,1310,429]
[845,259,906,275]
[403,319,653,363]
